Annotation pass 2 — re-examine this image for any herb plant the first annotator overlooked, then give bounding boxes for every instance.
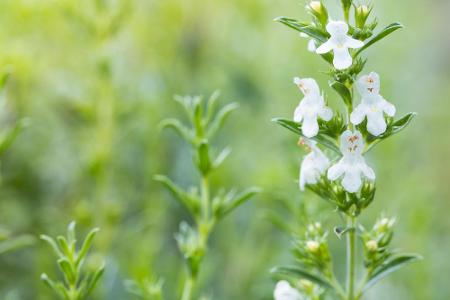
[271,1,421,299]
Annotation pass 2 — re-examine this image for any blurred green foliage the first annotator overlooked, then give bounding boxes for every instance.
[0,0,447,299]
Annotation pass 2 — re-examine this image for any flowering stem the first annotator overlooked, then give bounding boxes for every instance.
[346,216,356,300]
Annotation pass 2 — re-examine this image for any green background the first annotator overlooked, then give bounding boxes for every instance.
[0,0,447,299]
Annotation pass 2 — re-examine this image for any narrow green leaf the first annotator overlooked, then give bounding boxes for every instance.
[84,264,105,297]
[212,147,231,169]
[154,175,199,216]
[206,102,239,139]
[365,113,416,153]
[355,22,403,56]
[41,234,64,257]
[67,221,76,245]
[159,118,193,143]
[57,257,76,284]
[271,266,333,289]
[364,253,422,291]
[272,118,340,154]
[76,228,99,267]
[330,81,352,106]
[274,17,328,43]
[41,274,65,298]
[205,90,221,124]
[0,234,35,254]
[219,187,261,219]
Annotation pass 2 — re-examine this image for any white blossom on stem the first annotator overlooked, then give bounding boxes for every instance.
[327,130,375,193]
[299,139,329,191]
[316,21,364,70]
[293,77,333,138]
[274,281,302,300]
[351,72,396,136]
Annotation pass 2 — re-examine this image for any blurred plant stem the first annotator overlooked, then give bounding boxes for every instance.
[346,216,356,300]
[181,276,195,300]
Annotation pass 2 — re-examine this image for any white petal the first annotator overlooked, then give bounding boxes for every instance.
[293,105,303,122]
[319,106,333,121]
[302,115,319,138]
[344,36,364,49]
[367,112,387,136]
[316,40,334,54]
[307,39,317,52]
[327,160,345,181]
[293,77,301,85]
[342,169,362,193]
[326,21,349,35]
[360,162,375,180]
[274,281,302,300]
[381,99,396,117]
[350,104,367,125]
[333,47,352,70]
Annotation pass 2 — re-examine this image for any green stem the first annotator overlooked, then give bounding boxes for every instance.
[181,276,195,300]
[200,175,210,221]
[346,216,356,300]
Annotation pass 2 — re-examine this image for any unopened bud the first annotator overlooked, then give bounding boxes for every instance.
[306,240,320,253]
[309,1,322,13]
[355,5,370,28]
[307,1,328,27]
[366,240,378,252]
[357,5,369,16]
[299,279,314,293]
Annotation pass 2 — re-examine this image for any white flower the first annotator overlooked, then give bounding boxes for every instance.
[293,77,333,138]
[300,33,317,52]
[299,140,329,190]
[274,281,302,300]
[351,72,396,136]
[327,130,375,193]
[316,21,364,70]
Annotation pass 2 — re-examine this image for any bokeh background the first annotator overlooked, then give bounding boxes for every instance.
[0,0,448,299]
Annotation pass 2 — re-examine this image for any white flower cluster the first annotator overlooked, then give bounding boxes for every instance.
[292,21,396,193]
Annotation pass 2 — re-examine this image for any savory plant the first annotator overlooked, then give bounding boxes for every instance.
[271,1,421,299]
[127,92,260,300]
[40,222,104,300]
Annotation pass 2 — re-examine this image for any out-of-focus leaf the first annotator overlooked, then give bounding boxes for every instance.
[154,175,199,217]
[218,187,260,219]
[206,102,239,139]
[355,22,403,56]
[274,17,328,42]
[84,264,105,298]
[159,118,194,143]
[271,266,333,289]
[76,227,99,266]
[212,147,231,169]
[0,234,35,255]
[364,253,422,291]
[0,118,29,156]
[40,235,63,257]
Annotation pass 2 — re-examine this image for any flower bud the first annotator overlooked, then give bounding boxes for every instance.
[306,240,320,253]
[307,1,328,27]
[299,279,314,294]
[309,1,322,13]
[365,240,378,252]
[355,5,371,28]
